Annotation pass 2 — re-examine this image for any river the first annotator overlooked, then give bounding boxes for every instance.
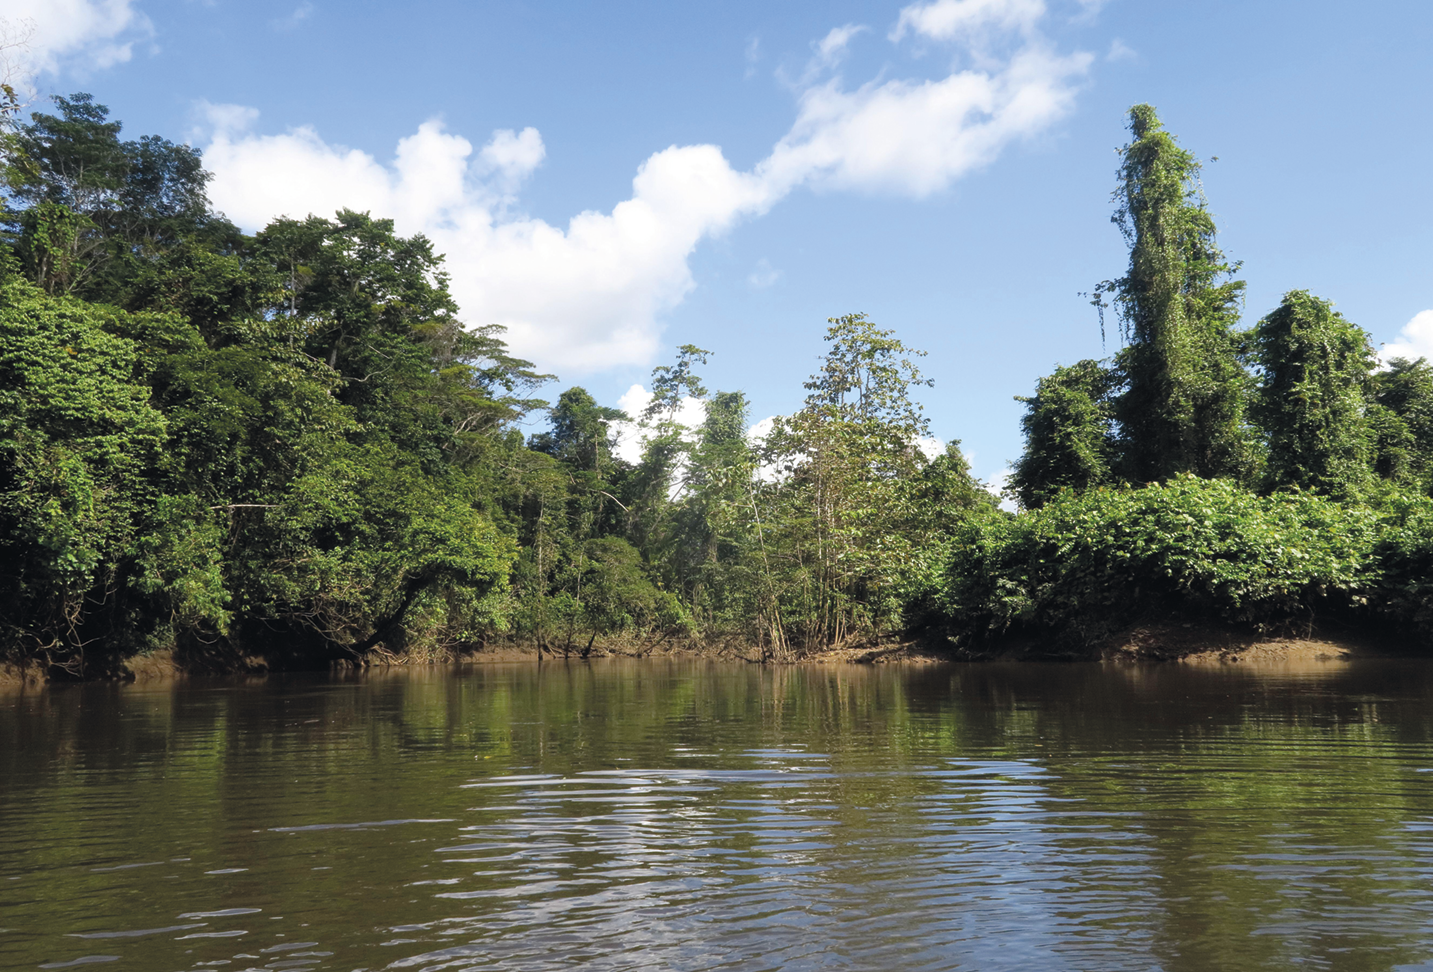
[4,659,1433,971]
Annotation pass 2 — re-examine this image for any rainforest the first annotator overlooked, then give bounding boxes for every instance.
[5,90,1433,679]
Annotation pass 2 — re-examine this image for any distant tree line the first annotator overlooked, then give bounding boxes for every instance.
[0,91,996,676]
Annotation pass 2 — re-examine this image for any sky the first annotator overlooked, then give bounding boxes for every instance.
[5,0,1432,485]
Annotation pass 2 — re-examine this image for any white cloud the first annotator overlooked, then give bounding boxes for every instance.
[196,101,259,135]
[814,24,866,69]
[478,127,545,188]
[611,384,709,467]
[200,8,1090,374]
[916,435,947,459]
[1071,0,1109,23]
[748,258,781,289]
[1106,38,1136,62]
[758,45,1088,197]
[0,0,152,82]
[746,415,789,483]
[747,415,778,440]
[612,384,651,465]
[744,35,761,79]
[1382,310,1433,365]
[890,0,1045,44]
[205,104,774,372]
[272,1,315,32]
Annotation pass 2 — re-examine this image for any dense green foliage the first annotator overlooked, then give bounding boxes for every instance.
[921,478,1378,650]
[0,92,1001,673]
[4,92,1433,674]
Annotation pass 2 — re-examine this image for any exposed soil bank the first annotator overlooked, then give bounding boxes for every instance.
[0,623,1408,686]
[1103,624,1373,666]
[950,621,1399,667]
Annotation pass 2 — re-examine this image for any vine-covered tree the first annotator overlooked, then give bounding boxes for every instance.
[1096,104,1250,484]
[1010,359,1117,509]
[1251,291,1375,498]
[1371,357,1433,490]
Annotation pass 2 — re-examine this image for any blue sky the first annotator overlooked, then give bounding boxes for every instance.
[8,0,1433,484]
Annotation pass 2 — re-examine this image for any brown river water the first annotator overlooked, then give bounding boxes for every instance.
[4,658,1433,971]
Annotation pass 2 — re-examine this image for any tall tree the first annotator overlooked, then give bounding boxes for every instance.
[681,391,758,608]
[629,344,712,563]
[1010,359,1117,509]
[253,210,550,468]
[761,313,936,649]
[642,343,710,423]
[1251,291,1375,498]
[1096,104,1250,483]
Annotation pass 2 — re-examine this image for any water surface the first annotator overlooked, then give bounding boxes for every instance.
[4,659,1433,971]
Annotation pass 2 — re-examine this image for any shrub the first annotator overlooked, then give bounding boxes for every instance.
[1368,493,1433,639]
[926,476,1379,651]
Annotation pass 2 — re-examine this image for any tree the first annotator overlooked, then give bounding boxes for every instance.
[0,280,173,669]
[662,389,762,627]
[4,93,220,297]
[627,345,711,563]
[9,93,127,215]
[254,210,549,467]
[524,387,634,645]
[255,210,459,377]
[642,343,710,423]
[1095,104,1250,483]
[569,536,687,654]
[1371,357,1433,491]
[759,313,937,649]
[1251,291,1375,498]
[531,387,627,476]
[1010,359,1117,508]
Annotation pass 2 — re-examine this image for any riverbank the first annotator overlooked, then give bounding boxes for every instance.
[0,621,1397,686]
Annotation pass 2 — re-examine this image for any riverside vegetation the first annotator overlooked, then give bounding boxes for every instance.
[3,91,1433,678]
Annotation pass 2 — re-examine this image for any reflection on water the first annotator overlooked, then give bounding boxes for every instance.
[4,660,1433,970]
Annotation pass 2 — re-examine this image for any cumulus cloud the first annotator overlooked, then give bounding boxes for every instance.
[916,435,947,459]
[204,104,774,372]
[478,127,545,193]
[1382,310,1433,365]
[746,415,788,483]
[200,5,1090,374]
[758,44,1088,197]
[890,0,1045,44]
[0,0,152,82]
